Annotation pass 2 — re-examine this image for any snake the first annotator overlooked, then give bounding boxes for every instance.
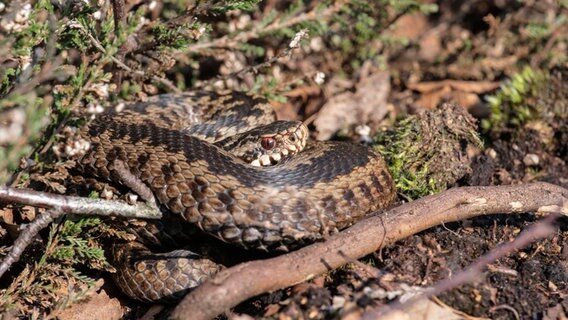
[76,90,396,302]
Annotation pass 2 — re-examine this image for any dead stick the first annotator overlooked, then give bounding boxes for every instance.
[0,209,63,277]
[111,0,126,37]
[0,186,161,218]
[364,213,559,319]
[0,186,162,278]
[171,182,568,320]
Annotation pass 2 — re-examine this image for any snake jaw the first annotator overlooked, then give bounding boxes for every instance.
[250,152,284,167]
[251,155,271,167]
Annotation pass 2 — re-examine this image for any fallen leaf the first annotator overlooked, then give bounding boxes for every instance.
[407,80,500,93]
[314,70,390,140]
[56,288,124,320]
[407,79,500,109]
[379,296,487,320]
[284,85,321,101]
[542,303,567,320]
[0,206,14,225]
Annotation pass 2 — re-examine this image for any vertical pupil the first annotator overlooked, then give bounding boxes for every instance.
[262,137,275,150]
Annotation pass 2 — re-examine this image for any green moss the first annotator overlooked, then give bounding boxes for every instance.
[482,66,552,136]
[375,104,482,200]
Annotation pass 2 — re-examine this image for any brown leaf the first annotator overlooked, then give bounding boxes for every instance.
[284,85,321,101]
[453,91,481,109]
[407,80,500,93]
[264,304,281,317]
[542,303,567,320]
[380,296,482,320]
[56,287,124,320]
[414,86,451,109]
[314,70,390,140]
[409,79,500,109]
[419,29,443,62]
[389,12,429,41]
[480,56,518,70]
[0,206,14,224]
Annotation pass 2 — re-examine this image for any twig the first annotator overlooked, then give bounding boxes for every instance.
[113,159,156,206]
[0,186,162,278]
[363,214,559,319]
[170,182,568,320]
[0,209,62,278]
[111,0,126,36]
[66,20,180,93]
[198,29,310,88]
[237,29,309,76]
[0,186,161,219]
[184,0,346,54]
[111,0,127,85]
[490,304,521,320]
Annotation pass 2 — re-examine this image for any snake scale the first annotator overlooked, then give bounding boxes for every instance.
[77,91,396,302]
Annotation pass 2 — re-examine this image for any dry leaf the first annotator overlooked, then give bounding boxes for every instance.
[56,287,124,320]
[0,206,14,224]
[542,303,567,320]
[408,80,500,109]
[380,297,487,320]
[407,80,500,93]
[314,71,390,140]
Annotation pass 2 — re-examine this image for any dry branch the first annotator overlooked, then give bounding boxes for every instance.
[184,0,346,54]
[363,213,560,319]
[171,182,568,320]
[65,20,180,93]
[0,186,162,278]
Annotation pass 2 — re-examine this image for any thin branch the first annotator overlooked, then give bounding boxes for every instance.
[111,0,127,86]
[66,20,180,93]
[198,29,310,88]
[113,159,156,206]
[111,0,126,36]
[0,186,162,278]
[0,209,63,278]
[170,182,568,320]
[0,186,161,219]
[363,213,560,319]
[184,0,346,54]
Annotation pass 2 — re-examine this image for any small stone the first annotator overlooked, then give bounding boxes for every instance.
[523,153,539,166]
[332,296,346,309]
[314,72,326,85]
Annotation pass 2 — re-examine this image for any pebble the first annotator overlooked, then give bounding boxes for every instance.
[523,153,539,166]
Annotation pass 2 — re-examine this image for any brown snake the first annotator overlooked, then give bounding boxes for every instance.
[77,91,396,301]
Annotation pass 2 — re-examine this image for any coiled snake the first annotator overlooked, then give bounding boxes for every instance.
[77,91,396,301]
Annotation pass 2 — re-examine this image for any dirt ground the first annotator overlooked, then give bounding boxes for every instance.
[1,0,567,319]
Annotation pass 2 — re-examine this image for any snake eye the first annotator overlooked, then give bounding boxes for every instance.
[261,137,276,150]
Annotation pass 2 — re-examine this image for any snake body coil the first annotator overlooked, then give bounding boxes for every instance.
[78,91,396,301]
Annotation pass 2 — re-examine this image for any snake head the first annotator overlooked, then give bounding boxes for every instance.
[214,120,308,166]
